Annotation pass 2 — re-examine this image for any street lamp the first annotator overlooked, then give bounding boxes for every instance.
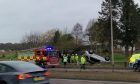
[110,0,114,72]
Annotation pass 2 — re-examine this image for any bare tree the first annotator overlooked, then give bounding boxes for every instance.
[71,23,83,45]
[41,29,57,44]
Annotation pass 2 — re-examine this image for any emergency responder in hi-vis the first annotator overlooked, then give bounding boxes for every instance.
[63,54,68,68]
[42,57,47,68]
[71,54,75,63]
[80,54,86,70]
[75,54,79,65]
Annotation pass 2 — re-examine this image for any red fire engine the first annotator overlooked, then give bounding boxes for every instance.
[34,46,61,68]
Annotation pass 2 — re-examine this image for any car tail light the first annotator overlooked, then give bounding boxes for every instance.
[25,74,32,78]
[18,74,32,80]
[18,74,25,80]
[44,71,50,76]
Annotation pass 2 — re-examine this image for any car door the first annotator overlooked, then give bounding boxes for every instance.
[0,64,18,84]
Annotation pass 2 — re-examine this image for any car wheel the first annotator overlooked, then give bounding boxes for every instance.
[133,64,138,72]
[105,56,110,61]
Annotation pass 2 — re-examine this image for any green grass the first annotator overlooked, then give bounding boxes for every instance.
[114,53,128,62]
[50,70,140,82]
[0,53,17,60]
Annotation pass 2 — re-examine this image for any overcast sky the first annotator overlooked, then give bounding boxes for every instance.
[0,0,139,43]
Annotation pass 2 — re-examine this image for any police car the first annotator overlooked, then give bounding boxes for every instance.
[129,51,140,71]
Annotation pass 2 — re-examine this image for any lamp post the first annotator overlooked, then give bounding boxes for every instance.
[110,0,114,72]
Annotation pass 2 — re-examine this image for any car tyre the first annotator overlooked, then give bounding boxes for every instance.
[133,64,138,72]
[105,56,110,61]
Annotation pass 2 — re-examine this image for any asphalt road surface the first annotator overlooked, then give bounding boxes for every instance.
[50,79,140,84]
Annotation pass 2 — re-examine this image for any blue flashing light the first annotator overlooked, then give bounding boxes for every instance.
[45,45,54,51]
[47,48,52,50]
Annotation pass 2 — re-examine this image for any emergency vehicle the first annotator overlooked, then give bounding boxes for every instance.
[128,53,140,71]
[34,45,61,68]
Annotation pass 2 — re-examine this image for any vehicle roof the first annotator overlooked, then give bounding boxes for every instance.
[0,60,24,64]
[35,49,59,51]
[0,61,45,72]
[0,61,29,65]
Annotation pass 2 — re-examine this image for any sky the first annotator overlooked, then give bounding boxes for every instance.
[0,0,139,43]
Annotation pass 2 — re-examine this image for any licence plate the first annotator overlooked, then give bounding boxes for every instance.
[34,77,45,81]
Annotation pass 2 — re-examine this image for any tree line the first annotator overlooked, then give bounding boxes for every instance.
[0,24,83,51]
[86,0,140,56]
[0,0,140,57]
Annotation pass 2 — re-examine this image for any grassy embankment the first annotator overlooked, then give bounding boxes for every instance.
[50,70,140,82]
[0,52,17,60]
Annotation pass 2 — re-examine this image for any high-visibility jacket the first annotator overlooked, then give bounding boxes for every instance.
[81,56,86,64]
[71,55,75,61]
[63,56,68,62]
[43,57,47,61]
[75,55,78,61]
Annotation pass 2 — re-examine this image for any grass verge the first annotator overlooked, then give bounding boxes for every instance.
[49,70,140,82]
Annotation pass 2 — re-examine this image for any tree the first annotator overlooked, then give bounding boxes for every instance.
[86,19,96,43]
[71,23,83,46]
[120,0,140,55]
[85,19,100,51]
[57,34,75,50]
[98,0,121,53]
[21,29,57,49]
[53,30,61,44]
[41,29,56,45]
[136,8,140,37]
[21,32,41,48]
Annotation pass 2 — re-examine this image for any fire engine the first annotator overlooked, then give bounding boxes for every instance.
[34,45,61,68]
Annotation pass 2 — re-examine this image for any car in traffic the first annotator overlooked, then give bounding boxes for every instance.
[0,61,50,84]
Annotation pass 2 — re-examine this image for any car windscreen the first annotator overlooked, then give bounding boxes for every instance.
[47,51,59,56]
[36,51,41,55]
[133,50,140,54]
[11,62,44,72]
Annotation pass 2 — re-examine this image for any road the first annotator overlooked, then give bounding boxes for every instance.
[50,79,140,84]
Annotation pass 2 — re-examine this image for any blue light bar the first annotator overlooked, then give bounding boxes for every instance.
[45,45,54,50]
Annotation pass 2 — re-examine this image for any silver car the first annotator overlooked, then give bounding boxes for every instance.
[0,61,50,84]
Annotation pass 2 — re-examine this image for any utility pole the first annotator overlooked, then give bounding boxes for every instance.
[110,0,114,72]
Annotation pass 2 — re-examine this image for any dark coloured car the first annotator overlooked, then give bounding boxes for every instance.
[0,61,50,84]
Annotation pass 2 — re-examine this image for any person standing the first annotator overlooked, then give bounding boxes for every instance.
[71,54,75,63]
[80,54,86,70]
[63,54,68,68]
[75,54,79,65]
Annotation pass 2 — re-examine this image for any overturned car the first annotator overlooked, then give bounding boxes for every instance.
[85,51,110,64]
